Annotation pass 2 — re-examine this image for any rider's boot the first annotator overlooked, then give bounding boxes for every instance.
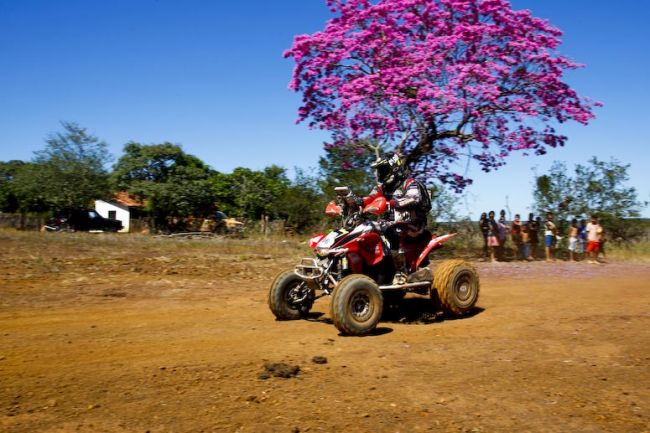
[407,266,432,283]
[391,250,408,284]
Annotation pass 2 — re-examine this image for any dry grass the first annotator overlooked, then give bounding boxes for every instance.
[0,229,309,263]
[3,228,649,266]
[606,240,650,261]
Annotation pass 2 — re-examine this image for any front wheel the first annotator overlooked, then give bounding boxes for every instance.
[268,270,313,320]
[433,260,480,316]
[330,275,383,336]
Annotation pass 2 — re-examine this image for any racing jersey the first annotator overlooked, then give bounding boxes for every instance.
[364,178,431,230]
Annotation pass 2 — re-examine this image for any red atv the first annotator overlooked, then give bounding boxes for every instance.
[268,187,479,335]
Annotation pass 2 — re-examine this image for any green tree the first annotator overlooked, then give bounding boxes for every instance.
[210,171,238,217]
[210,166,328,233]
[533,158,646,242]
[20,122,112,212]
[211,166,290,221]
[112,142,215,228]
[0,160,27,212]
[318,141,380,197]
[277,169,326,233]
[572,158,643,219]
[9,162,51,213]
[532,161,574,224]
[429,184,459,228]
[573,158,646,242]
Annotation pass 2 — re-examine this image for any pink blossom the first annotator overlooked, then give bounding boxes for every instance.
[285,0,600,190]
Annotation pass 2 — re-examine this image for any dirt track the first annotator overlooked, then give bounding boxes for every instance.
[1,232,650,433]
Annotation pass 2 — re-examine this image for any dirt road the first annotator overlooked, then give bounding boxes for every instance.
[1,232,649,432]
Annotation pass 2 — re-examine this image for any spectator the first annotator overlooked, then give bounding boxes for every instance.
[577,218,587,259]
[497,210,508,260]
[585,215,603,264]
[598,223,607,262]
[521,221,531,261]
[511,214,523,260]
[544,212,557,262]
[486,210,500,262]
[567,218,579,262]
[478,212,489,259]
[527,213,540,260]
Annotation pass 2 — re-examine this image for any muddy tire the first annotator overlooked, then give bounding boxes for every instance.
[330,275,383,336]
[268,270,311,320]
[433,260,479,316]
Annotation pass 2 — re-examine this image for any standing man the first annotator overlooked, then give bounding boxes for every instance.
[567,218,579,262]
[544,212,557,262]
[585,215,603,264]
[527,213,540,260]
[511,214,523,260]
[497,210,508,260]
[487,211,500,263]
[577,218,587,259]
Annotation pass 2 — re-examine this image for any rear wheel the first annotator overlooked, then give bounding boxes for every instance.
[330,275,383,336]
[268,270,313,320]
[433,260,479,316]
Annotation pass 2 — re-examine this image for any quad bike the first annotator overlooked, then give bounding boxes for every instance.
[268,187,479,336]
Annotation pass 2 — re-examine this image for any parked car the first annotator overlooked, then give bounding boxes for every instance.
[44,209,123,232]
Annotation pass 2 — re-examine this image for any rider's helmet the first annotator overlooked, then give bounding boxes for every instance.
[371,152,407,194]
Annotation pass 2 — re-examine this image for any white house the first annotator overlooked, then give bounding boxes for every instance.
[95,192,144,233]
[95,200,130,232]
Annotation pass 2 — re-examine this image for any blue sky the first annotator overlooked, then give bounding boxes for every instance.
[1,0,649,217]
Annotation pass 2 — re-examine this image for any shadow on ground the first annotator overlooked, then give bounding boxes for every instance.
[382,297,485,324]
[300,299,484,328]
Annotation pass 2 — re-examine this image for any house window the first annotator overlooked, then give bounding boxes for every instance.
[108,210,117,220]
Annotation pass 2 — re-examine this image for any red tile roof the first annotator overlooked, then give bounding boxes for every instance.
[113,191,144,207]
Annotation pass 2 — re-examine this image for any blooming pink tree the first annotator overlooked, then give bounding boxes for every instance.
[285,0,600,190]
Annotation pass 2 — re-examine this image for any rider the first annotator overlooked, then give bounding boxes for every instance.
[363,153,432,271]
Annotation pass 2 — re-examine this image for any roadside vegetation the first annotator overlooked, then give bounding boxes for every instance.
[1,122,647,258]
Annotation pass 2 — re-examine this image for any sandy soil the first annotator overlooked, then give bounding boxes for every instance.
[1,232,649,433]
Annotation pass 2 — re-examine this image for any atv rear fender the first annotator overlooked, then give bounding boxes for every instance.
[414,233,457,271]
